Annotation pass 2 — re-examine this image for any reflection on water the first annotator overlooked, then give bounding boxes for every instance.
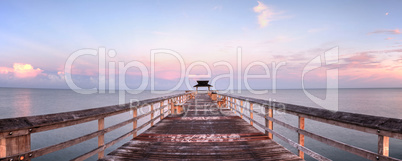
[12,88,32,117]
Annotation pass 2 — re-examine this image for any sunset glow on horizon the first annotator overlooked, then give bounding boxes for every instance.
[0,0,401,90]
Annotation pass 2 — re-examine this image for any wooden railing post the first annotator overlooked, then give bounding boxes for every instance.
[230,98,233,111]
[265,107,273,139]
[170,99,174,114]
[240,100,243,118]
[133,107,137,138]
[151,104,154,126]
[0,136,4,158]
[0,132,31,159]
[167,99,171,114]
[298,116,305,159]
[378,135,389,156]
[234,99,237,114]
[160,101,164,120]
[98,118,105,159]
[250,103,254,125]
[226,96,228,108]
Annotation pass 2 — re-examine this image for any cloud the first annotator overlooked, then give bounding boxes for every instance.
[385,37,394,40]
[368,29,400,35]
[253,1,275,27]
[48,72,65,82]
[385,12,389,16]
[0,67,13,74]
[343,53,374,63]
[13,63,43,78]
[0,63,43,78]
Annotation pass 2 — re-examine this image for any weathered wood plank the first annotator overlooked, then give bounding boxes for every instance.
[378,135,389,156]
[0,138,5,158]
[230,105,330,161]
[219,93,402,139]
[0,93,187,134]
[238,104,401,161]
[72,110,169,161]
[98,118,105,159]
[298,116,305,159]
[0,104,170,161]
[132,107,137,138]
[265,106,273,139]
[101,94,303,161]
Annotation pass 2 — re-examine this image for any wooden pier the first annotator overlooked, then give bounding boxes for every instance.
[100,93,302,161]
[0,90,401,161]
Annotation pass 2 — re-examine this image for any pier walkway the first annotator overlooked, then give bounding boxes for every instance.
[100,94,302,161]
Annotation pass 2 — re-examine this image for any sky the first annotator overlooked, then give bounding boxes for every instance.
[0,0,401,91]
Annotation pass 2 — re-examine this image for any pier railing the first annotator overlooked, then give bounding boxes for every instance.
[218,93,402,161]
[0,92,193,161]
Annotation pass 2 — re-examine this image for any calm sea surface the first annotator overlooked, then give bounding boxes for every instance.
[0,88,401,160]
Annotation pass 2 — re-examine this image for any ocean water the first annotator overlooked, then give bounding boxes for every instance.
[234,89,402,161]
[0,88,401,160]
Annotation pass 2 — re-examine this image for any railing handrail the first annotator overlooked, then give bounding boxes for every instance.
[0,93,186,134]
[0,92,193,161]
[219,93,402,138]
[219,93,402,161]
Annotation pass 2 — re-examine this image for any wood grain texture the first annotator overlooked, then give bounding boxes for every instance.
[0,96,187,161]
[101,94,302,161]
[298,116,305,159]
[378,135,389,156]
[231,101,401,161]
[250,103,254,125]
[0,93,188,134]
[0,138,5,158]
[98,118,105,159]
[219,93,402,139]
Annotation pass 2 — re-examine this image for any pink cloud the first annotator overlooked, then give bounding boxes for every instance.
[13,63,43,78]
[343,53,374,63]
[253,1,274,27]
[0,67,13,74]
[368,29,400,35]
[0,63,43,78]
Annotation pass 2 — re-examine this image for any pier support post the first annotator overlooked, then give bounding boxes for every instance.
[0,137,4,158]
[170,99,174,114]
[234,99,237,114]
[133,107,137,138]
[240,100,243,118]
[230,98,233,111]
[298,116,305,159]
[226,96,228,108]
[250,103,253,125]
[265,107,273,139]
[98,118,105,159]
[151,104,154,126]
[160,101,164,120]
[0,132,31,159]
[378,135,389,156]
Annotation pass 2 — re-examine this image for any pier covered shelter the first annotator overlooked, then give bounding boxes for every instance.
[193,80,212,91]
